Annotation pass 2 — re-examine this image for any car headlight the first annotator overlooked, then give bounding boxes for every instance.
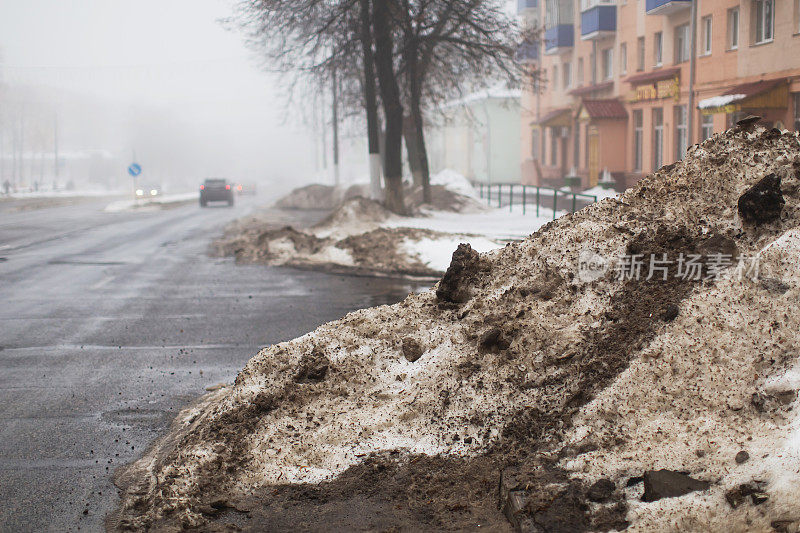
[150,189,158,196]
[136,189,144,196]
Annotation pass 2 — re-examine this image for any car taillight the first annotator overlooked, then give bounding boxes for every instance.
[200,185,204,190]
[237,185,242,191]
[225,185,230,190]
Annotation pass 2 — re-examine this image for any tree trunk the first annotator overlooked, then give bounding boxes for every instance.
[358,0,382,201]
[371,0,407,215]
[403,115,423,187]
[404,37,431,204]
[409,97,431,203]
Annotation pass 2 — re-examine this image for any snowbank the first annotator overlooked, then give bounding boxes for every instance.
[113,127,800,531]
[429,168,481,199]
[104,192,198,212]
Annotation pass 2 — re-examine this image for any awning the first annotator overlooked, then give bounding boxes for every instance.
[569,81,614,96]
[578,99,628,120]
[625,67,681,85]
[698,78,789,114]
[535,107,573,127]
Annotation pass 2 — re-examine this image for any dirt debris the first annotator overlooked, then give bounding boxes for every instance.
[213,195,496,277]
[738,173,785,224]
[111,128,800,532]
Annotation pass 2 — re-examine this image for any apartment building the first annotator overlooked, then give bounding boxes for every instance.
[519,0,800,190]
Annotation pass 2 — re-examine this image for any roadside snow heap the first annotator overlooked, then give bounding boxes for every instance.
[214,173,497,277]
[112,126,800,532]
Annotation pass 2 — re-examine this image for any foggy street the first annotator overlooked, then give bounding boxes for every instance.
[0,196,424,532]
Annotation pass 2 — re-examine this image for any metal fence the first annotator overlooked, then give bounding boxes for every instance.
[473,182,599,220]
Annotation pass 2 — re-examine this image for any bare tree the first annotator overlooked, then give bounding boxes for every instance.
[395,0,522,204]
[231,0,532,214]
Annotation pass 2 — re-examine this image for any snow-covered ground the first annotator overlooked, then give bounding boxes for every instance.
[4,189,123,199]
[104,192,198,212]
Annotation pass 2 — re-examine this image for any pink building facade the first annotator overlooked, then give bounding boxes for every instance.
[520,0,800,190]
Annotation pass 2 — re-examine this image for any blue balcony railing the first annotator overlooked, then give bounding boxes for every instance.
[646,0,691,15]
[581,5,616,39]
[516,42,540,63]
[544,25,574,53]
[518,0,538,13]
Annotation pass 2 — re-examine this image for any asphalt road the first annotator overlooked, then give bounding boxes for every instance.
[0,194,427,532]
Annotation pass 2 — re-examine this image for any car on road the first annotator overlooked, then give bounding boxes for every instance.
[135,184,161,198]
[200,178,234,207]
[234,183,257,196]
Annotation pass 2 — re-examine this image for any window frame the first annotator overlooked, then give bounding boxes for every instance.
[794,93,800,132]
[728,7,739,50]
[563,62,572,88]
[654,31,663,67]
[674,24,690,63]
[633,109,643,172]
[701,16,712,55]
[602,47,614,80]
[674,105,688,160]
[652,107,664,170]
[620,42,628,75]
[637,36,645,71]
[701,114,714,141]
[755,0,774,45]
[577,57,585,86]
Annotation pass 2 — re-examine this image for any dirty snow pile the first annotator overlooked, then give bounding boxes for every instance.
[115,126,800,532]
[215,172,507,276]
[274,183,371,210]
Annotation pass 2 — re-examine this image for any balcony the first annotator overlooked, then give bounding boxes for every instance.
[517,0,538,13]
[581,4,616,40]
[516,42,540,64]
[544,25,574,54]
[645,0,691,15]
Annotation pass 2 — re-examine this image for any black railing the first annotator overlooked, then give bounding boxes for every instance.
[474,182,599,220]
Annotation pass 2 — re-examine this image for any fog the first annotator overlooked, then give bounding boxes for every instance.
[0,0,325,193]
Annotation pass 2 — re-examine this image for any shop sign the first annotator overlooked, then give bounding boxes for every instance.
[631,76,679,103]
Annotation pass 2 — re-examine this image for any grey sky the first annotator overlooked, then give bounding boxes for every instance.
[0,0,320,186]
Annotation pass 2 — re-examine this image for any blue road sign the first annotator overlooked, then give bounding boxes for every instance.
[128,163,142,177]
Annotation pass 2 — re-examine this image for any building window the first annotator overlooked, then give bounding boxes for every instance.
[578,57,584,86]
[702,16,712,55]
[633,110,643,172]
[637,36,645,71]
[532,129,540,160]
[654,32,663,66]
[620,42,627,75]
[573,121,580,168]
[754,0,774,44]
[552,65,558,89]
[674,105,688,160]
[796,0,800,35]
[728,8,739,50]
[653,108,663,170]
[550,128,558,166]
[584,123,590,168]
[563,62,572,88]
[701,114,714,141]
[675,24,690,63]
[602,48,613,80]
[794,93,800,132]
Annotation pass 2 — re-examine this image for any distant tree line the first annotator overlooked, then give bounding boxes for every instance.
[232,0,536,215]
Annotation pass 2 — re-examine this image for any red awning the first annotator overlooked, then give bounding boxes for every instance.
[698,78,789,112]
[625,67,681,85]
[722,78,785,97]
[569,81,614,96]
[535,107,572,126]
[581,99,628,119]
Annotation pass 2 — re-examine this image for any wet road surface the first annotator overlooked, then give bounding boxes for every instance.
[0,194,429,532]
